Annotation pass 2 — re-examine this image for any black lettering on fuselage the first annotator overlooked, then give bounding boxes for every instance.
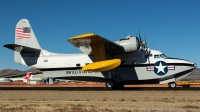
[66,70,100,74]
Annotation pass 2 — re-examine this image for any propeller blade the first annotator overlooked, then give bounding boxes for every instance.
[144,34,147,48]
[138,30,142,42]
[147,56,151,71]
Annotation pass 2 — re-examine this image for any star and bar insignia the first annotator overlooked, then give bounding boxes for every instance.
[147,61,175,76]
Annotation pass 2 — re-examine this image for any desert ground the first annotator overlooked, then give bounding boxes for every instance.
[0,88,200,112]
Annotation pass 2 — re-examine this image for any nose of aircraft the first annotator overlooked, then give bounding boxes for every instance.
[193,63,197,69]
[172,58,197,70]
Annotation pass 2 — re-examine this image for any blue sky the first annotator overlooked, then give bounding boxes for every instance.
[0,0,200,71]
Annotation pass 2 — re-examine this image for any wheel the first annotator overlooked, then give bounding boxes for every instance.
[168,82,176,88]
[186,85,190,88]
[183,85,186,88]
[105,80,115,89]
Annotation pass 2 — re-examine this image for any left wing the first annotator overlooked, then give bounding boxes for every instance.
[68,33,125,61]
[68,33,123,71]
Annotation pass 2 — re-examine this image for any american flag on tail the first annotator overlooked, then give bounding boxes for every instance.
[16,27,31,39]
[147,65,175,71]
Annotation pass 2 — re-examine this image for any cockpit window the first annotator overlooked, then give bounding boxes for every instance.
[154,55,160,58]
[160,54,167,58]
[154,54,168,59]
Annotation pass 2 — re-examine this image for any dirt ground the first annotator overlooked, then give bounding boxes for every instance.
[1,81,200,87]
[0,89,200,112]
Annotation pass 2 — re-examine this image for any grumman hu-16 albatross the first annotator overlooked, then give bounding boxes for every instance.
[4,19,196,89]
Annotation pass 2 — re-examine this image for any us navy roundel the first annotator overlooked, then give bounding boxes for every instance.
[154,61,168,76]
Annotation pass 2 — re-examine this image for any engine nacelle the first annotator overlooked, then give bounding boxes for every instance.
[115,36,140,53]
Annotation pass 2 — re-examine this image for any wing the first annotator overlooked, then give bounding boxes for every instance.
[68,33,125,60]
[67,33,124,71]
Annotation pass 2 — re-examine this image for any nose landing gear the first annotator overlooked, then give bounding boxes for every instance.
[168,82,176,88]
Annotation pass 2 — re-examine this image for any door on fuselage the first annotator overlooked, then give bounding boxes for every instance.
[112,64,139,81]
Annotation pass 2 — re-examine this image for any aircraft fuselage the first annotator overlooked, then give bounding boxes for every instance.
[21,49,195,85]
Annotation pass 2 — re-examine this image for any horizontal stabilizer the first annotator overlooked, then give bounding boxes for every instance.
[82,59,121,72]
[3,44,41,53]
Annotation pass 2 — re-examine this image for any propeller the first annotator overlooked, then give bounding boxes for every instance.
[138,30,142,42]
[144,34,147,48]
[138,30,146,47]
[138,31,151,66]
[138,30,145,60]
[144,35,151,69]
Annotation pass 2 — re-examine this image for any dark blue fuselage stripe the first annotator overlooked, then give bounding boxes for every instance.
[38,63,193,71]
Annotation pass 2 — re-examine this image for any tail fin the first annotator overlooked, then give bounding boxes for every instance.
[4,19,42,66]
[15,19,41,49]
[23,72,33,80]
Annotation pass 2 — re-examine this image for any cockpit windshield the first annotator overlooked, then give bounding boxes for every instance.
[154,54,168,58]
[160,54,167,58]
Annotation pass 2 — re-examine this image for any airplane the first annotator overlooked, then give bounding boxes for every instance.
[0,78,12,82]
[3,19,196,89]
[23,72,42,81]
[0,72,38,83]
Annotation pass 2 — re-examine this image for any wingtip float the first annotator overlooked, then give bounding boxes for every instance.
[82,59,121,72]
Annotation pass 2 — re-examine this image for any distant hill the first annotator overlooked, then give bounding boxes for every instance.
[182,68,200,81]
[0,68,41,76]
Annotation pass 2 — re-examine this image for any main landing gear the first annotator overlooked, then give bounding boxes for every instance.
[168,82,191,88]
[105,80,124,89]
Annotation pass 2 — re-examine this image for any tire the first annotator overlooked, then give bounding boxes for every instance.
[183,85,186,88]
[168,82,176,88]
[105,80,115,89]
[186,85,190,88]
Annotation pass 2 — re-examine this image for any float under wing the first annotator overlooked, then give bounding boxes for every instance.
[82,59,121,72]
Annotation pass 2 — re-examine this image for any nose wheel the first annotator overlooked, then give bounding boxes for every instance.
[168,82,176,88]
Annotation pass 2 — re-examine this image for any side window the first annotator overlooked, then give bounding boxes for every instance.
[76,63,81,67]
[154,55,160,59]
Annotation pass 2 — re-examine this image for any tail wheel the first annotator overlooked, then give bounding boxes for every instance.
[106,80,115,89]
[168,82,176,88]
